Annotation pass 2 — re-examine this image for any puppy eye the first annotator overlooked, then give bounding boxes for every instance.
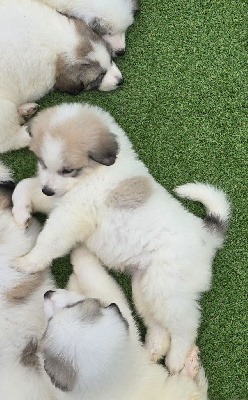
[62,168,74,175]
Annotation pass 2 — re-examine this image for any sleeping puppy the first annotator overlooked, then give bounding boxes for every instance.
[39,0,140,56]
[0,161,207,400]
[42,244,208,400]
[0,160,56,400]
[12,103,231,373]
[0,0,123,153]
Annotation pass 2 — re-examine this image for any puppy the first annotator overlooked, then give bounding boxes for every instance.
[0,0,123,153]
[12,103,231,373]
[0,161,207,399]
[39,0,140,56]
[41,244,208,400]
[0,161,56,399]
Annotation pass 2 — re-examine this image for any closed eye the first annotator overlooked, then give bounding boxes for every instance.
[60,168,82,177]
[62,168,74,175]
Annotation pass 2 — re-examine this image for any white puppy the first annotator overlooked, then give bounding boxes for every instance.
[39,0,140,56]
[42,244,208,400]
[12,103,231,373]
[0,0,123,153]
[0,161,207,399]
[0,161,56,399]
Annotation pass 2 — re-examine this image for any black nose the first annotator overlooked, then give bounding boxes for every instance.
[115,49,125,57]
[117,78,124,86]
[42,186,55,196]
[44,290,55,299]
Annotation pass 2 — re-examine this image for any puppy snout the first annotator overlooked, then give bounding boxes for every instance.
[44,290,55,299]
[42,186,55,196]
[115,49,125,57]
[117,77,124,86]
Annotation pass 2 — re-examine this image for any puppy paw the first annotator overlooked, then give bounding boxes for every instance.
[18,103,39,121]
[16,125,31,149]
[165,348,186,374]
[145,327,170,363]
[12,255,46,274]
[12,204,32,228]
[181,346,200,380]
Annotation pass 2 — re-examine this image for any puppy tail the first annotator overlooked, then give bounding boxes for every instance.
[0,159,15,211]
[174,182,231,238]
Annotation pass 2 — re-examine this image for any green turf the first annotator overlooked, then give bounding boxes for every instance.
[1,0,247,398]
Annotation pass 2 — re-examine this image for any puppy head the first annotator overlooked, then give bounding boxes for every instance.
[28,103,119,197]
[41,289,129,393]
[54,19,123,94]
[88,0,140,57]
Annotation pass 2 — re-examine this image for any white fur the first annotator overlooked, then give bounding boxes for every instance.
[0,0,122,153]
[0,161,207,399]
[39,0,138,54]
[12,103,231,373]
[41,244,208,400]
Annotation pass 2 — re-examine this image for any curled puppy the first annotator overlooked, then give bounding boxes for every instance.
[41,244,208,400]
[0,161,56,400]
[12,103,231,373]
[39,0,140,56]
[0,0,123,153]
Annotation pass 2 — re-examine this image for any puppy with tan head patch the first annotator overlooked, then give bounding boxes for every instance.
[12,103,231,374]
[39,0,140,57]
[0,0,123,153]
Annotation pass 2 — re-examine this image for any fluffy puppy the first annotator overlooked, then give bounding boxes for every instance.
[0,161,207,399]
[0,0,123,153]
[0,161,56,400]
[39,0,140,56]
[12,103,231,373]
[41,244,208,400]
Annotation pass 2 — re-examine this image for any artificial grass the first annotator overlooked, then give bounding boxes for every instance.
[2,0,247,398]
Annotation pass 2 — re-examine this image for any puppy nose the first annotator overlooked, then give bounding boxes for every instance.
[44,290,55,299]
[117,78,124,86]
[42,186,55,196]
[115,49,125,57]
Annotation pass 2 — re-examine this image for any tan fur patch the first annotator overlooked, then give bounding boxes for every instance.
[0,191,12,210]
[5,271,46,304]
[20,338,40,370]
[107,176,153,209]
[29,107,118,168]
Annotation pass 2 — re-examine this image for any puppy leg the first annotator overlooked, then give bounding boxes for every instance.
[164,295,200,374]
[132,274,170,361]
[13,208,91,273]
[12,177,54,227]
[70,245,138,336]
[17,103,39,125]
[0,98,31,152]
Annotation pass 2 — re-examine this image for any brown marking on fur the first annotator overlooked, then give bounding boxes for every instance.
[54,18,109,94]
[69,298,103,323]
[43,350,77,392]
[107,176,153,209]
[0,181,15,210]
[20,338,40,370]
[29,106,119,168]
[5,271,46,304]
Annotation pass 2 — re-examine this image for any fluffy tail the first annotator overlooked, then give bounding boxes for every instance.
[0,159,15,211]
[174,182,231,237]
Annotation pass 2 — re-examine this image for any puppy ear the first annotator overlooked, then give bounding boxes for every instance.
[88,132,119,166]
[43,350,77,392]
[54,55,86,95]
[89,17,109,35]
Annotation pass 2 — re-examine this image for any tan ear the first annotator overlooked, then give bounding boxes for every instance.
[54,55,86,95]
[88,132,119,166]
[89,17,110,35]
[43,349,77,392]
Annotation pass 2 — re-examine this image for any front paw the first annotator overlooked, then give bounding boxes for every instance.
[12,255,46,274]
[12,204,32,228]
